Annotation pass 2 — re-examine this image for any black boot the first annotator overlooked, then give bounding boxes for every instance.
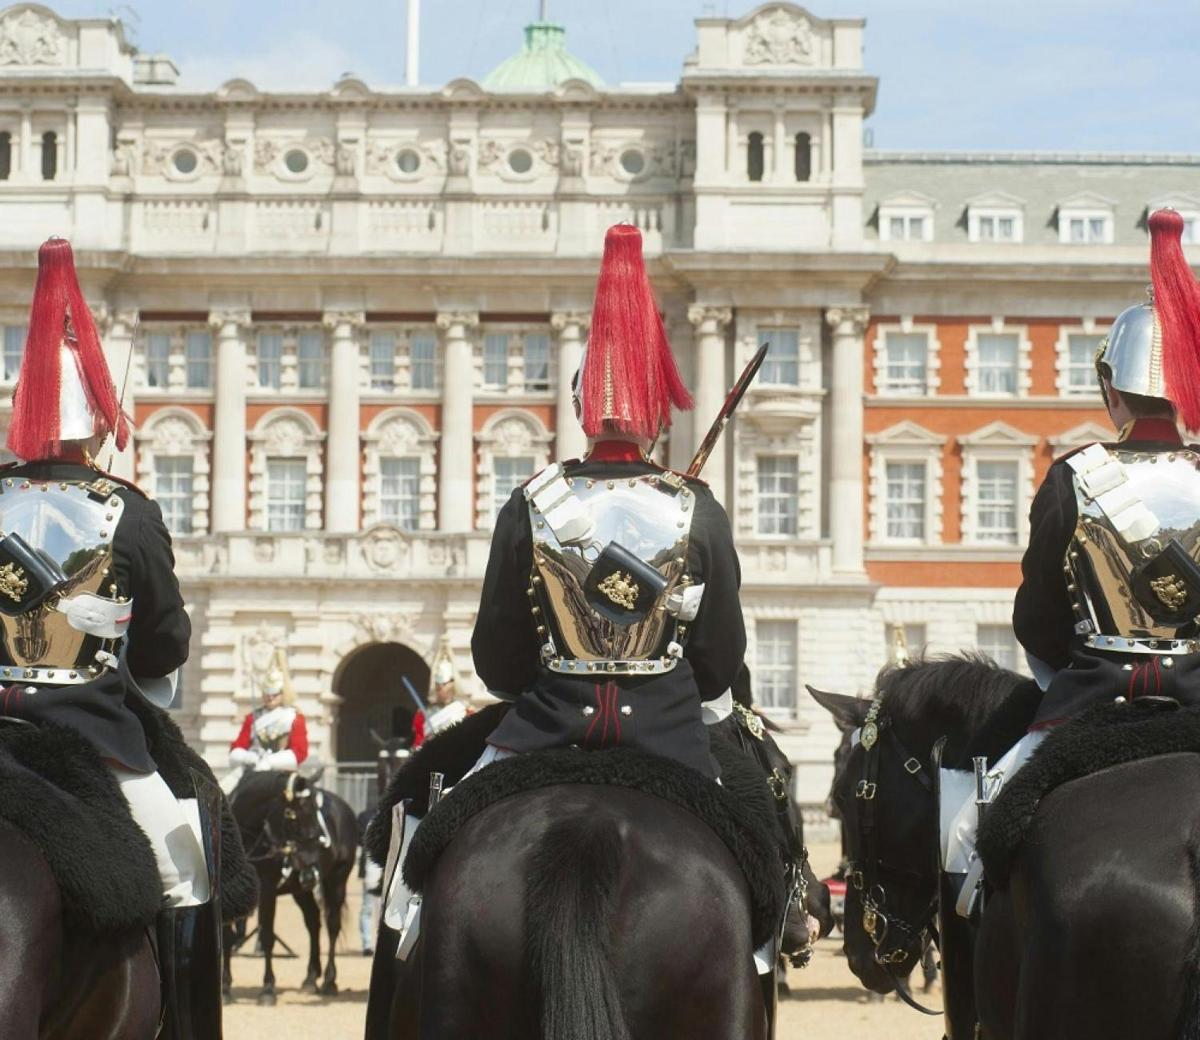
[156,903,223,1040]
[937,870,979,1040]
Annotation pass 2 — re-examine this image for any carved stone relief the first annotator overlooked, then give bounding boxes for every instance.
[744,8,815,65]
[0,8,64,66]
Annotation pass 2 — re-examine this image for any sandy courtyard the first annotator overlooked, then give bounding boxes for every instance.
[224,842,943,1040]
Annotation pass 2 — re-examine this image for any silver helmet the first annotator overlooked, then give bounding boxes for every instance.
[1096,298,1163,399]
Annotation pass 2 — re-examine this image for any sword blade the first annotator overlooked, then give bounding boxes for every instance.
[686,342,769,479]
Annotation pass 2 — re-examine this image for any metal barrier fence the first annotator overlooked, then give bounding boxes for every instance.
[328,754,412,815]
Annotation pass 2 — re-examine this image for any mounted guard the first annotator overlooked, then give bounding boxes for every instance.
[0,237,237,1039]
[369,226,811,1039]
[409,638,468,749]
[938,208,1200,1027]
[228,647,309,775]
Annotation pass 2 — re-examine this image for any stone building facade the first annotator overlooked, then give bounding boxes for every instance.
[0,1,1195,805]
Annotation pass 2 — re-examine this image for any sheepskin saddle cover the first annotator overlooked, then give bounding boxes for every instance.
[0,709,258,935]
[369,705,785,947]
[979,697,1199,888]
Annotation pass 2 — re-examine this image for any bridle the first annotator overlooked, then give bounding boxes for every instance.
[245,774,323,890]
[846,698,940,1015]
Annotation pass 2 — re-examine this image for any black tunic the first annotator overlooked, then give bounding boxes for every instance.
[1014,432,1200,726]
[472,455,747,778]
[0,461,191,771]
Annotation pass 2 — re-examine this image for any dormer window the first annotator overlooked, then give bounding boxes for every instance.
[966,193,1025,243]
[1057,194,1116,244]
[1149,199,1200,245]
[878,193,935,242]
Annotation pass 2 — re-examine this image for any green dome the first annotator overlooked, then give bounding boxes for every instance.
[483,22,603,91]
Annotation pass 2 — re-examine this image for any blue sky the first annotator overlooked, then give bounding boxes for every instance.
[46,0,1200,151]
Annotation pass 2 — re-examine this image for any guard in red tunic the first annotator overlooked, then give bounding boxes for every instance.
[410,655,468,750]
[229,652,309,773]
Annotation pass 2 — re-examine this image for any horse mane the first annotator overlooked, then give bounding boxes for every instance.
[878,652,1039,766]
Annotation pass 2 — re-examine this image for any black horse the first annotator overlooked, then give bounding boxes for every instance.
[224,771,358,1005]
[367,782,768,1039]
[812,654,1200,1040]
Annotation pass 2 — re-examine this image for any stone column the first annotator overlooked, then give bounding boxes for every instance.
[725,103,739,174]
[826,307,869,575]
[436,311,478,532]
[687,305,732,507]
[773,103,788,182]
[18,105,31,181]
[209,310,250,533]
[551,310,588,461]
[100,309,138,482]
[323,310,364,531]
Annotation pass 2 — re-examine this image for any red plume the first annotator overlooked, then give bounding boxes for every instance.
[580,224,692,440]
[1150,209,1200,432]
[7,238,129,461]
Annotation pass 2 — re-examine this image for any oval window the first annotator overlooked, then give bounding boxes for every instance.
[507,148,533,174]
[284,149,309,174]
[172,148,198,174]
[619,149,645,176]
[396,148,421,174]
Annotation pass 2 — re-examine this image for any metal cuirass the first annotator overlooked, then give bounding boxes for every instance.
[252,706,297,752]
[0,475,127,683]
[1066,444,1200,653]
[524,464,697,675]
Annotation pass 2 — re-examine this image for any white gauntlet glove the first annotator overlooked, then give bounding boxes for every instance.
[229,747,260,768]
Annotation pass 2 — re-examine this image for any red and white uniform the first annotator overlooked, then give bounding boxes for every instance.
[410,700,469,750]
[229,705,308,771]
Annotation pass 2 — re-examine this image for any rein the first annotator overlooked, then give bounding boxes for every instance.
[848,698,941,1016]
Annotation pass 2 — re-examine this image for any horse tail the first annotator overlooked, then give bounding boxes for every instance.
[1180,847,1200,1039]
[525,815,631,1040]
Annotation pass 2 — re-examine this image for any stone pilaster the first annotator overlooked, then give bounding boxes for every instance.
[436,311,478,532]
[550,310,589,462]
[323,310,364,532]
[825,306,869,574]
[95,307,138,482]
[687,304,733,507]
[209,309,251,533]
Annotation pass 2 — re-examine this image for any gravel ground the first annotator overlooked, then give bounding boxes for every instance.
[224,841,943,1040]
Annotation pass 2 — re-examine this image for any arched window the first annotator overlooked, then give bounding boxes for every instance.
[0,132,10,181]
[747,132,764,183]
[41,131,57,180]
[794,132,812,182]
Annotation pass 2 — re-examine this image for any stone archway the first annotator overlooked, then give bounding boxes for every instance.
[332,642,430,764]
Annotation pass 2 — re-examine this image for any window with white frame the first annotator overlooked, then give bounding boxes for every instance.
[379,457,421,529]
[296,331,325,389]
[3,325,25,382]
[880,331,928,394]
[977,623,1019,671]
[756,455,799,536]
[975,460,1019,544]
[265,458,307,531]
[410,331,437,390]
[154,456,194,535]
[1185,216,1199,245]
[483,334,509,389]
[185,331,212,389]
[867,421,945,546]
[492,456,535,518]
[969,209,1023,243]
[1062,332,1100,396]
[369,331,396,391]
[145,332,171,389]
[884,461,927,541]
[755,620,797,712]
[974,333,1020,396]
[888,214,927,241]
[757,327,800,385]
[257,333,283,390]
[879,196,935,243]
[1058,206,1113,244]
[901,623,927,657]
[523,333,550,392]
